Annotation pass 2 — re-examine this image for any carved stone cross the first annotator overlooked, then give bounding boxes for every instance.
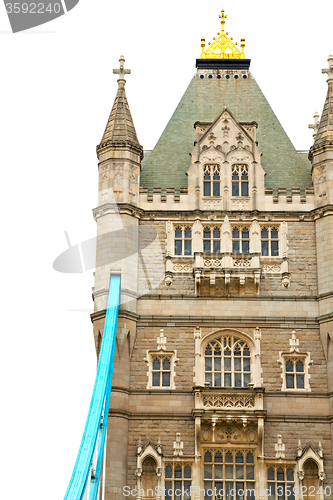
[113,55,131,88]
[308,112,320,137]
[322,54,333,84]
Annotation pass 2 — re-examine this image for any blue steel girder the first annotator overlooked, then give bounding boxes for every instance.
[63,274,121,500]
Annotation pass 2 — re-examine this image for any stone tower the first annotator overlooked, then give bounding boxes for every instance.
[92,13,333,500]
[309,55,333,447]
[92,56,143,497]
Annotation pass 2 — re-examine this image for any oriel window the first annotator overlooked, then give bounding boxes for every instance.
[203,165,221,197]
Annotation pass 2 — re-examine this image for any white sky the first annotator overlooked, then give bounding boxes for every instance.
[0,1,332,498]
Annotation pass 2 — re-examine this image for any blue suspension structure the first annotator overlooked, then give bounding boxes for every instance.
[63,274,121,500]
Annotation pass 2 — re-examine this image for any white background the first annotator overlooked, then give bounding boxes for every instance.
[0,1,332,498]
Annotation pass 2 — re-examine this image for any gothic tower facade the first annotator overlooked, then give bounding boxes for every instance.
[92,12,333,500]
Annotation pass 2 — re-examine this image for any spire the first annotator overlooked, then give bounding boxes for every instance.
[312,55,333,147]
[200,9,246,60]
[97,56,143,158]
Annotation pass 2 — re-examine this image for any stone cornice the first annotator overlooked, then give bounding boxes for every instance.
[309,139,333,161]
[97,139,143,160]
[136,314,318,327]
[90,308,139,323]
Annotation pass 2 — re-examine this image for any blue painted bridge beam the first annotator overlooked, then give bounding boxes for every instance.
[63,274,121,500]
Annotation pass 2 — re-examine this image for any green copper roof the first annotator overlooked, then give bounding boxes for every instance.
[141,72,312,192]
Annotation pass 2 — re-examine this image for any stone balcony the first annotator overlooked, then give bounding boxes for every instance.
[193,386,264,414]
[166,252,289,294]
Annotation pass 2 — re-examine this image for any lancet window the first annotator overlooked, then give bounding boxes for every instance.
[204,336,251,388]
[203,450,255,500]
[203,165,221,197]
[203,227,221,253]
[232,165,249,197]
[165,464,192,500]
[267,466,295,500]
[261,227,279,256]
[232,227,250,254]
[175,227,192,256]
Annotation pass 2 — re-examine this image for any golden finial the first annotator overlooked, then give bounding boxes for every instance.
[200,10,246,59]
[219,9,227,33]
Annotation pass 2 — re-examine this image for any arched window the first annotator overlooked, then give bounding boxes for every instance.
[203,165,221,197]
[232,165,249,197]
[204,336,251,387]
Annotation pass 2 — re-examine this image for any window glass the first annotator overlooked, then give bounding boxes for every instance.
[285,361,293,372]
[153,358,160,370]
[175,240,182,255]
[184,240,192,255]
[296,360,304,372]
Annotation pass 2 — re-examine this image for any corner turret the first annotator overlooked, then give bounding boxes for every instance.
[309,55,333,208]
[97,56,143,206]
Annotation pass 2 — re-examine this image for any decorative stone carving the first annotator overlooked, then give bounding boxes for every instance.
[204,259,223,267]
[227,148,252,163]
[275,434,285,458]
[231,198,250,210]
[203,199,222,210]
[289,331,300,352]
[203,394,255,409]
[194,327,201,340]
[165,275,172,286]
[233,257,252,268]
[173,263,193,272]
[262,264,281,273]
[173,433,184,456]
[200,147,224,163]
[157,329,167,350]
[281,273,291,288]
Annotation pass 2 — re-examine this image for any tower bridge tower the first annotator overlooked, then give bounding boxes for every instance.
[89,11,332,500]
